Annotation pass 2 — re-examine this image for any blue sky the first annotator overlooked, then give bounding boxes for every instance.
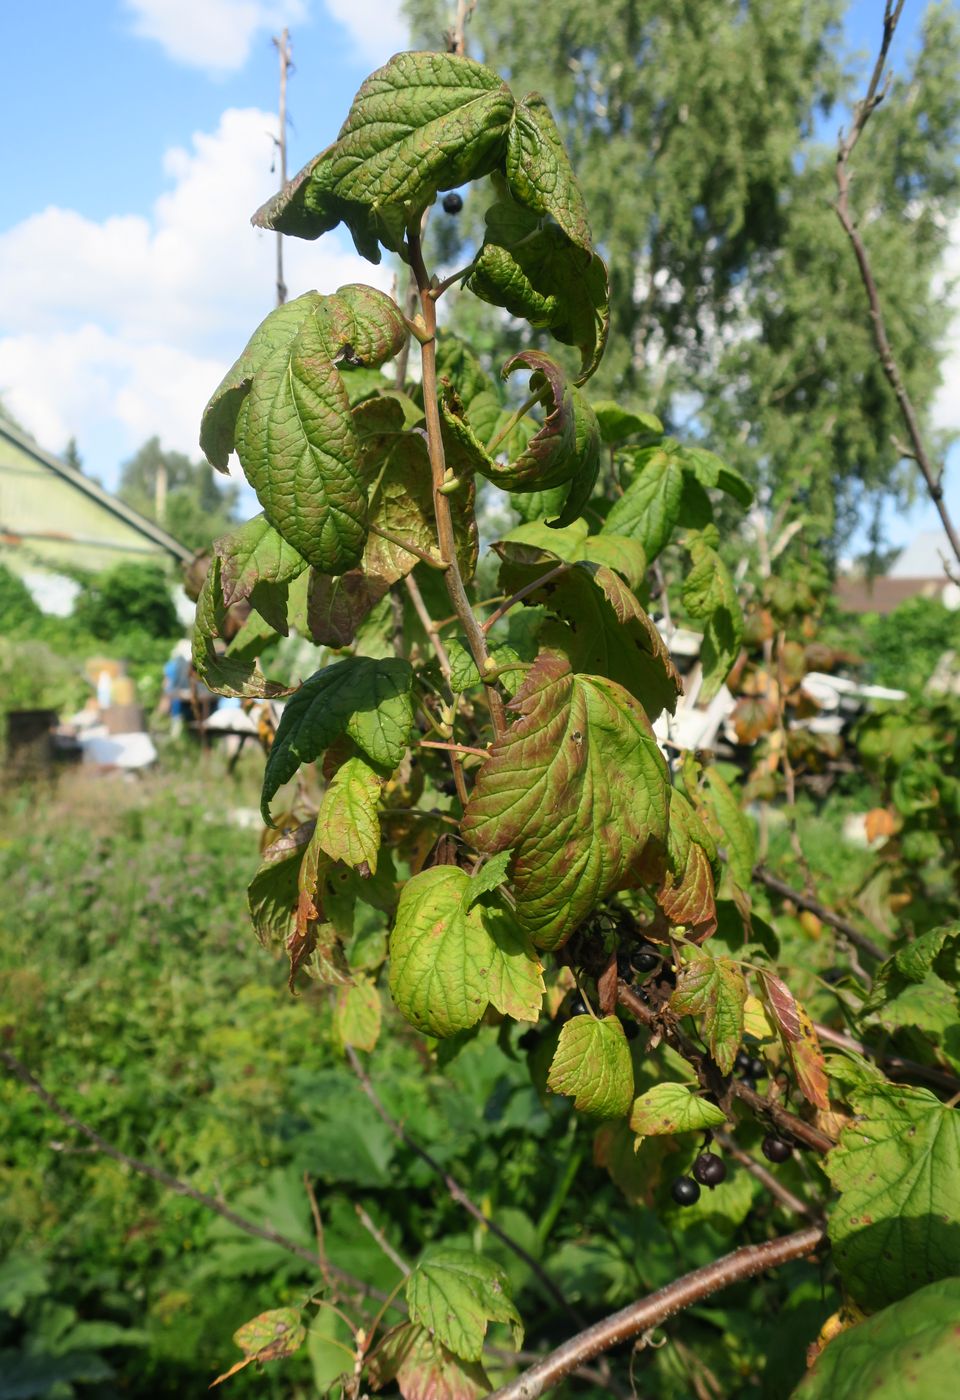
[0,0,955,555]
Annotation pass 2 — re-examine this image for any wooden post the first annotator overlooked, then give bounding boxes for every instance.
[273,27,292,306]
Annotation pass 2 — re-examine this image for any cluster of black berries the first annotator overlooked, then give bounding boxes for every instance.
[734,1047,767,1091]
[671,1150,726,1205]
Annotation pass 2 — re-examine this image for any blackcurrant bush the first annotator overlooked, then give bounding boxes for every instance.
[749,1057,766,1080]
[693,1152,726,1188]
[671,1176,701,1206]
[734,1049,753,1074]
[442,191,463,214]
[762,1134,792,1164]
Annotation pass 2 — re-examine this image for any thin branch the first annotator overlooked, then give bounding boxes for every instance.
[355,1203,411,1276]
[713,1131,821,1222]
[814,1021,960,1096]
[834,0,960,571]
[482,564,569,634]
[407,226,507,738]
[429,258,479,300]
[419,739,490,759]
[344,1046,580,1323]
[304,1172,331,1287]
[753,866,885,961]
[1,1050,403,1313]
[616,984,835,1155]
[446,0,476,56]
[486,1226,825,1400]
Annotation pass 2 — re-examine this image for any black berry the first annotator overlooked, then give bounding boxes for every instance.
[740,1077,756,1093]
[630,945,661,974]
[671,1176,701,1206]
[568,997,588,1017]
[735,1049,753,1075]
[517,1029,539,1050]
[442,191,463,214]
[621,1019,639,1041]
[749,1057,766,1080]
[693,1152,726,1188]
[762,1134,792,1164]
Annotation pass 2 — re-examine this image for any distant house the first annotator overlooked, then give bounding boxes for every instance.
[836,531,960,615]
[0,418,192,614]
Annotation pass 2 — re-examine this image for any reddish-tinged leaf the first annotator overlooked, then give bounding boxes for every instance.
[670,951,746,1075]
[760,973,828,1109]
[368,1323,490,1400]
[656,790,718,940]
[462,654,669,950]
[731,695,778,744]
[760,971,803,1042]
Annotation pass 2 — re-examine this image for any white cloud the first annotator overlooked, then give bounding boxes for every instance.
[0,106,394,471]
[124,0,307,74]
[322,0,407,66]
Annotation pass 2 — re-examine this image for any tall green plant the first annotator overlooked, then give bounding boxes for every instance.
[193,49,959,1399]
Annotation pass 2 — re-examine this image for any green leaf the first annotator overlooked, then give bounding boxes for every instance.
[254,52,514,260]
[702,765,756,890]
[680,444,754,508]
[193,555,290,699]
[261,657,414,821]
[895,925,958,981]
[683,534,744,703]
[406,1249,522,1363]
[602,444,686,561]
[467,190,609,383]
[445,637,523,695]
[364,433,478,584]
[466,850,513,906]
[200,293,320,470]
[591,401,663,446]
[333,979,382,1052]
[449,352,600,527]
[547,1015,634,1120]
[315,755,383,875]
[462,654,670,950]
[824,1084,960,1310]
[247,822,314,946]
[369,1322,491,1400]
[629,1083,727,1136]
[791,1279,960,1399]
[505,518,647,589]
[388,867,543,1037]
[494,544,681,721]
[215,514,309,635]
[669,951,747,1075]
[232,284,407,572]
[505,92,591,248]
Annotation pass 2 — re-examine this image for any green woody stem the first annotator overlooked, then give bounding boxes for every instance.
[407,228,507,740]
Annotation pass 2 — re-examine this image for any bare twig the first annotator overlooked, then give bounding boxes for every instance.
[813,1022,960,1096]
[354,1203,411,1276]
[616,984,835,1154]
[486,1226,825,1400]
[713,1131,821,1222]
[482,564,569,634]
[0,1050,403,1313]
[753,865,885,961]
[344,1046,579,1322]
[446,0,476,56]
[304,1172,331,1286]
[835,0,960,571]
[419,739,490,759]
[407,227,507,738]
[272,27,292,306]
[404,572,453,681]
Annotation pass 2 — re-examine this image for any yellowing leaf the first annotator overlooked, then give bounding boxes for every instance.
[211,1307,305,1387]
[315,755,383,875]
[333,979,382,1052]
[405,1248,522,1363]
[629,1082,726,1136]
[547,1015,634,1119]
